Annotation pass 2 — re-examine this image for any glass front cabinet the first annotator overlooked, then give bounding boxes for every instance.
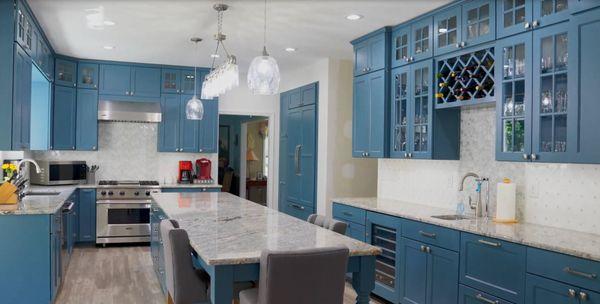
[497,0,570,38]
[78,62,99,89]
[496,23,572,163]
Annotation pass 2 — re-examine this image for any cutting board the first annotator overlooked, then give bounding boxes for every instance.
[0,183,17,204]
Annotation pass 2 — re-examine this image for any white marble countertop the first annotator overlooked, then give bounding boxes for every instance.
[151,192,381,266]
[160,183,222,188]
[0,185,77,215]
[332,197,600,262]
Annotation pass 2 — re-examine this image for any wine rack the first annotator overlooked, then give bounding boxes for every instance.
[435,46,495,108]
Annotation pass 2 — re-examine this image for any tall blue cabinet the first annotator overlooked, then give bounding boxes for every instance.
[279,83,318,220]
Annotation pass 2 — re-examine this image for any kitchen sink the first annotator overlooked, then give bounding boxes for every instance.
[431,214,471,221]
[24,191,61,196]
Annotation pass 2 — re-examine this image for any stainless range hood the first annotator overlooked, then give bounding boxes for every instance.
[98,100,162,123]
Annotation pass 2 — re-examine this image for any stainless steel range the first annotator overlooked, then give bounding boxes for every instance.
[96,180,160,245]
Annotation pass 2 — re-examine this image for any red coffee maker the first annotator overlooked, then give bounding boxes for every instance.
[178,161,193,184]
[195,158,213,184]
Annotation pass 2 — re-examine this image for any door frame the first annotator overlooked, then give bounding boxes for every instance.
[220,110,275,209]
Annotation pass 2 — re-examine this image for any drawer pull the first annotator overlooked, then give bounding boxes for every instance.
[419,230,437,239]
[564,267,597,280]
[568,289,577,298]
[342,211,353,217]
[478,239,501,247]
[580,291,588,301]
[291,204,305,210]
[475,294,499,304]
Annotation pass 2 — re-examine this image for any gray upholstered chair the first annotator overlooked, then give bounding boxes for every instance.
[307,214,348,235]
[238,247,350,304]
[161,219,210,304]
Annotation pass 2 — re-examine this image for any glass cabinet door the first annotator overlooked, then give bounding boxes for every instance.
[55,59,77,87]
[411,62,433,159]
[532,25,571,162]
[161,69,180,93]
[411,17,433,62]
[496,33,532,161]
[392,26,411,67]
[180,70,197,95]
[434,6,462,55]
[390,66,411,158]
[497,0,533,38]
[533,0,570,27]
[78,63,99,89]
[462,0,496,46]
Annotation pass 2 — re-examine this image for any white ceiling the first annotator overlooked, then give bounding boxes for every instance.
[28,0,450,71]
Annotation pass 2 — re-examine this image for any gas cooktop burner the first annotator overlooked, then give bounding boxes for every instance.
[98,180,159,186]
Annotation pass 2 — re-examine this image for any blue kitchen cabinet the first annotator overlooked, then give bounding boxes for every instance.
[353,69,388,158]
[459,284,514,304]
[150,205,167,294]
[14,1,33,54]
[288,88,302,109]
[35,35,53,81]
[391,25,411,67]
[526,274,579,304]
[76,88,99,151]
[199,99,219,153]
[533,0,571,27]
[50,210,61,301]
[497,0,532,38]
[55,58,77,87]
[568,7,600,164]
[161,68,205,95]
[12,43,31,150]
[161,68,181,93]
[411,16,434,62]
[462,0,496,46]
[278,92,289,212]
[287,82,318,109]
[158,94,181,152]
[399,237,459,304]
[434,5,463,55]
[366,211,402,303]
[179,94,200,152]
[131,66,161,98]
[52,85,77,150]
[495,31,533,162]
[333,203,367,241]
[460,232,527,303]
[352,28,389,76]
[390,62,460,160]
[99,64,131,96]
[78,62,99,89]
[77,189,96,243]
[181,69,200,95]
[572,0,600,13]
[70,190,80,243]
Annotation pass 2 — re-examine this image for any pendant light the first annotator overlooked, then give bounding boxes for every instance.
[186,37,204,120]
[247,0,280,95]
[201,4,240,99]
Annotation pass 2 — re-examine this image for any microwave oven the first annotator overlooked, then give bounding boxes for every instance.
[30,161,88,185]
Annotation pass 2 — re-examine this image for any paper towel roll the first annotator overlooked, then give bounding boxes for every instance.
[496,178,516,222]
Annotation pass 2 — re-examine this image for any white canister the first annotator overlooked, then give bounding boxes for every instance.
[495,178,517,223]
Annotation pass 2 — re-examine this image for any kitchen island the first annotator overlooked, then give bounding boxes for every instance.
[151,192,381,304]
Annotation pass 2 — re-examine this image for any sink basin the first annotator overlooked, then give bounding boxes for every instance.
[24,191,61,196]
[431,214,471,221]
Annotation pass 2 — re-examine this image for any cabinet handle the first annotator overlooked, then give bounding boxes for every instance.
[580,292,589,301]
[531,153,538,161]
[475,294,499,304]
[94,84,97,88]
[125,91,130,95]
[564,267,597,280]
[342,211,354,217]
[73,83,76,87]
[524,22,531,29]
[409,56,414,62]
[294,145,302,175]
[290,203,305,210]
[568,289,577,298]
[478,239,501,247]
[365,152,370,157]
[532,20,540,28]
[131,91,134,95]
[199,149,203,152]
[72,146,75,150]
[92,146,96,150]
[408,153,413,158]
[522,153,529,160]
[404,152,408,158]
[419,230,436,239]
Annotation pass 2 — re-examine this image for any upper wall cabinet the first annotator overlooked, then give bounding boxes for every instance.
[353,70,388,158]
[12,44,32,151]
[52,85,77,150]
[99,64,161,101]
[411,17,434,62]
[55,58,77,87]
[353,28,390,76]
[571,0,600,13]
[391,26,411,67]
[76,89,99,151]
[434,5,463,55]
[497,0,570,39]
[287,82,317,109]
[161,68,206,95]
[15,2,33,55]
[77,62,99,89]
[533,0,571,27]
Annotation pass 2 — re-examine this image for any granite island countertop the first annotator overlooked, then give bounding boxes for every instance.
[0,185,77,215]
[332,197,600,262]
[160,183,222,189]
[151,192,381,266]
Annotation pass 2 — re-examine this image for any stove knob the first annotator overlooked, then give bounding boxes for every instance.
[145,191,151,196]
[100,191,107,196]
[134,191,140,196]
[119,191,125,196]
[108,191,114,196]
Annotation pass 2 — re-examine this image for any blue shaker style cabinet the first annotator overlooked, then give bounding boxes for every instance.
[77,189,96,243]
[353,69,388,158]
[52,85,77,150]
[55,58,77,88]
[158,94,181,152]
[198,99,219,153]
[12,43,32,151]
[161,68,204,95]
[497,0,533,38]
[77,62,99,89]
[99,64,161,101]
[353,28,389,76]
[572,0,600,13]
[434,5,463,56]
[76,89,99,151]
[99,64,131,96]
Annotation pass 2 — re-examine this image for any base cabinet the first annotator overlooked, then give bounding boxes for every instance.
[77,189,96,242]
[366,212,402,303]
[150,205,167,294]
[459,284,513,304]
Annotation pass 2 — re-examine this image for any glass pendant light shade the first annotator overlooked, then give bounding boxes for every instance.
[247,47,280,95]
[186,95,204,120]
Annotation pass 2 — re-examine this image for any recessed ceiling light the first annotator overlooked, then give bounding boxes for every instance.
[210,54,220,58]
[346,14,363,21]
[103,45,115,50]
[103,20,115,26]
[285,47,296,52]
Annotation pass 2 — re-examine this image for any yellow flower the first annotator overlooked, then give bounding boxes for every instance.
[1,164,8,170]
[9,164,17,171]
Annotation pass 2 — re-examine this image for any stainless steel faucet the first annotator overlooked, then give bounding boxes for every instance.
[15,159,41,200]
[459,172,490,218]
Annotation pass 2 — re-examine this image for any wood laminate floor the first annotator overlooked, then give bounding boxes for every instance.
[56,246,386,304]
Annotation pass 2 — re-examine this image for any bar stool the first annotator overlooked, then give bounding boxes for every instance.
[307,214,348,235]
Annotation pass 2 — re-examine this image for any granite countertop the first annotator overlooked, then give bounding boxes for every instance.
[0,185,77,215]
[160,183,222,188]
[332,197,600,262]
[152,192,381,266]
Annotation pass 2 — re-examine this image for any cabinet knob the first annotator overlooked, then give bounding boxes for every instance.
[531,153,538,161]
[73,83,76,87]
[532,20,540,28]
[580,292,588,301]
[408,153,413,158]
[524,22,531,29]
[92,146,96,150]
[568,289,577,298]
[94,84,97,88]
[409,57,414,62]
[72,146,75,150]
[365,152,370,157]
[131,91,134,95]
[125,91,130,95]
[199,149,203,152]
[522,153,529,160]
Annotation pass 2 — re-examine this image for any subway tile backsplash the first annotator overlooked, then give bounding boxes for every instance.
[378,106,600,235]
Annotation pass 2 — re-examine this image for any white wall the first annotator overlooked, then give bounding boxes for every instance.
[379,105,600,235]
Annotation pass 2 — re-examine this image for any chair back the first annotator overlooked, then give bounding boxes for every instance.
[307,214,348,235]
[257,247,349,304]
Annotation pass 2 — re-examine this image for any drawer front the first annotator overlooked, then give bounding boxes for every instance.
[402,219,460,251]
[460,233,527,303]
[334,217,366,242]
[528,247,600,293]
[285,202,314,221]
[332,203,366,225]
[526,274,579,304]
[459,284,514,304]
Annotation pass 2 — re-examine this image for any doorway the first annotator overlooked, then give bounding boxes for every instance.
[218,114,269,206]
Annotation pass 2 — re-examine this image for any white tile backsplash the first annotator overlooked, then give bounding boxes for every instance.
[378,105,600,235]
[30,122,217,184]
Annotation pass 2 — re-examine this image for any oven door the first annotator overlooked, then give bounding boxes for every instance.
[96,200,151,239]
